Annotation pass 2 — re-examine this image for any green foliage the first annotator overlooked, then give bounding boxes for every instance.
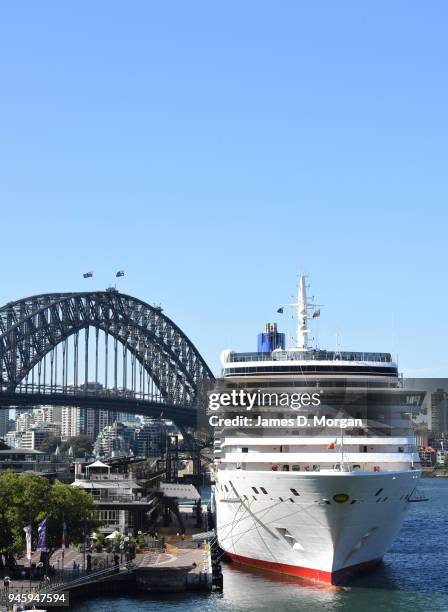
[0,472,101,559]
[0,439,10,450]
[38,435,61,453]
[60,436,93,458]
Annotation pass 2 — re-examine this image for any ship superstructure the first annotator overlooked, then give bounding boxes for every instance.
[212,276,423,583]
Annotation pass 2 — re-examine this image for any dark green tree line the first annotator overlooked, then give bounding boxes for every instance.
[0,471,101,569]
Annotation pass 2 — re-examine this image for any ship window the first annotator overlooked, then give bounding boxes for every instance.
[252,487,259,494]
[260,487,268,494]
[290,488,300,496]
[376,498,382,503]
[224,485,229,493]
[242,447,248,453]
[290,499,295,503]
[375,488,383,496]
[382,497,388,502]
[279,497,284,502]
[350,500,357,505]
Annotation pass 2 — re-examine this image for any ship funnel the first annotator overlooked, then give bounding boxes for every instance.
[258,323,285,353]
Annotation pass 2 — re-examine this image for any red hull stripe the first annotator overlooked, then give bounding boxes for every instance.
[225,551,382,584]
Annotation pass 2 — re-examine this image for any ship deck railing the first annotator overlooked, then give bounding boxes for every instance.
[219,461,421,474]
[225,350,393,363]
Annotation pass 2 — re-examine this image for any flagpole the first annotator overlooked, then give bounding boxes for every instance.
[62,514,65,575]
[83,522,87,574]
[24,523,32,593]
[29,530,32,592]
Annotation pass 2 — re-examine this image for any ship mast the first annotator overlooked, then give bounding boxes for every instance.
[278,273,321,351]
[297,274,309,350]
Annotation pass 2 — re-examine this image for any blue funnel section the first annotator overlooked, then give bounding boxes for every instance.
[257,325,285,353]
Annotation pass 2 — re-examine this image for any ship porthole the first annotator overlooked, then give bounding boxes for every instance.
[333,493,350,503]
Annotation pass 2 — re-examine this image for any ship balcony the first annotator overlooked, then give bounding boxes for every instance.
[220,436,416,448]
[223,445,416,455]
[220,451,420,474]
[223,350,394,363]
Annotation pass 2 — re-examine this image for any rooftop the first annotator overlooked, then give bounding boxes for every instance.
[0,448,44,455]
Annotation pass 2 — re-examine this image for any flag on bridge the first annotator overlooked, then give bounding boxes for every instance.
[277,307,284,314]
[116,270,125,277]
[62,518,68,551]
[83,271,93,278]
[37,518,48,552]
[312,309,321,319]
[23,523,32,560]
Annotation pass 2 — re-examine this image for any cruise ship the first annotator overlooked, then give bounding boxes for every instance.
[211,276,424,584]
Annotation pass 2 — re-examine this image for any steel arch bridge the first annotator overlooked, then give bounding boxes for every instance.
[0,289,214,427]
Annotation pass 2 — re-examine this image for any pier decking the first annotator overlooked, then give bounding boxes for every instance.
[1,538,214,608]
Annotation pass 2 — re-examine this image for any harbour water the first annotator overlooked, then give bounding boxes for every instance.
[71,478,448,612]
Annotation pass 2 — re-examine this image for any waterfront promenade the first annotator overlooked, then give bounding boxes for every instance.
[1,537,212,604]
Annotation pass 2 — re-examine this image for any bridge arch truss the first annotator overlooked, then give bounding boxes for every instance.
[0,290,214,410]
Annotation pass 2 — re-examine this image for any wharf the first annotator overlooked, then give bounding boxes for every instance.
[1,538,213,608]
[135,543,212,591]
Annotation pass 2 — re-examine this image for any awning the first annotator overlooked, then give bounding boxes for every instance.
[159,482,200,500]
[87,460,110,469]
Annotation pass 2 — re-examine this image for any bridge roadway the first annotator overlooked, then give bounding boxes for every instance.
[0,391,197,427]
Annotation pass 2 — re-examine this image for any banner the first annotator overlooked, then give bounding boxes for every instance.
[37,518,48,552]
[62,519,68,550]
[23,524,32,561]
[83,521,88,545]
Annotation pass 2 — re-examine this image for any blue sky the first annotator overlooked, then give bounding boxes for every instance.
[0,1,447,376]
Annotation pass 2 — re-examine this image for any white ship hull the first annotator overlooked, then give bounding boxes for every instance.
[215,469,420,583]
[213,274,424,584]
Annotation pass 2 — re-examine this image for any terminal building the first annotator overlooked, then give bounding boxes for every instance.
[0,448,70,477]
[72,459,156,535]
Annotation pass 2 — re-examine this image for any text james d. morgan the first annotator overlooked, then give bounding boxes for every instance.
[209,415,363,428]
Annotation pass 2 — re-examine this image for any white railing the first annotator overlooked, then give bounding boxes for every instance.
[221,436,416,447]
[222,451,419,463]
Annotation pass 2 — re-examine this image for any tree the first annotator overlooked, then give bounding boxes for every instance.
[0,471,50,562]
[0,472,101,566]
[38,435,61,453]
[0,439,9,450]
[60,436,93,457]
[42,481,102,555]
